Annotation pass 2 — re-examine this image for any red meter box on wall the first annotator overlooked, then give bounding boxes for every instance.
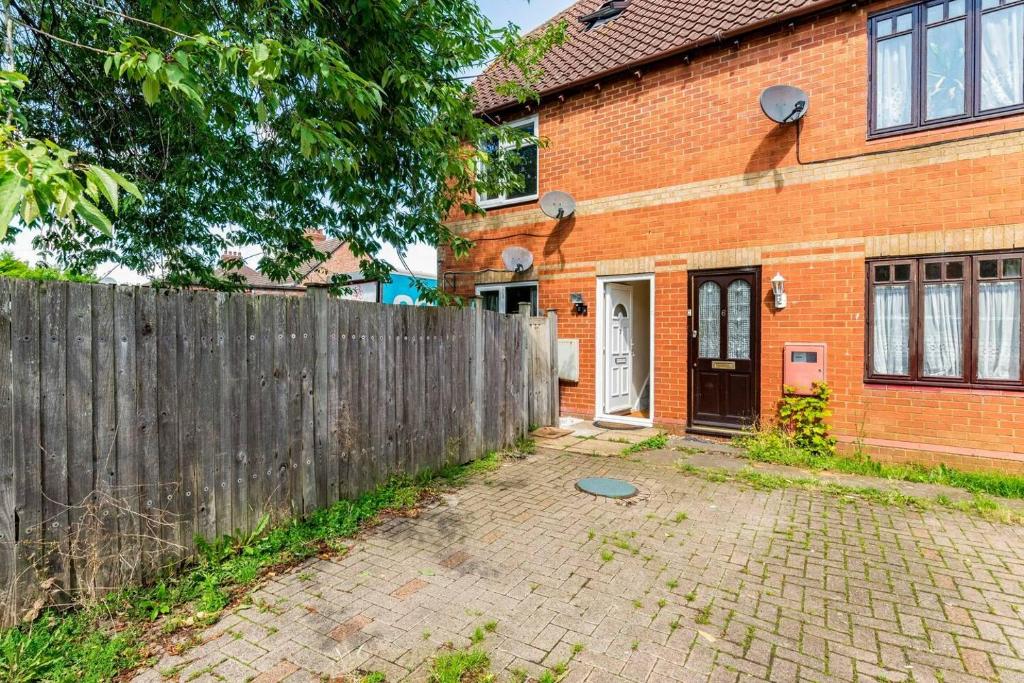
[783,343,826,395]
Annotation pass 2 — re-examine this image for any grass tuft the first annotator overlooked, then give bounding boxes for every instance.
[621,433,669,456]
[429,649,490,683]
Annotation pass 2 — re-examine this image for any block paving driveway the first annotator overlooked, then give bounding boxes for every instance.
[137,446,1024,682]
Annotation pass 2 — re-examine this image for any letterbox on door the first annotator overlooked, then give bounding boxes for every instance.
[783,343,826,395]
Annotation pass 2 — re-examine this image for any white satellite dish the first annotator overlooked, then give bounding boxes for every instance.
[760,85,809,124]
[502,246,535,273]
[540,191,577,219]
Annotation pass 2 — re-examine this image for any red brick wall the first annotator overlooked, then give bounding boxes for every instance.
[443,0,1024,472]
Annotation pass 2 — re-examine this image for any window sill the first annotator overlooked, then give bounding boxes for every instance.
[864,377,1024,393]
[867,105,1024,141]
[478,194,539,211]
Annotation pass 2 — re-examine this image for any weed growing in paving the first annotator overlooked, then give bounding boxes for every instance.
[360,673,387,683]
[0,454,503,683]
[742,626,756,655]
[696,603,713,625]
[600,549,615,563]
[621,432,669,456]
[429,648,491,682]
[666,578,679,590]
[672,512,688,523]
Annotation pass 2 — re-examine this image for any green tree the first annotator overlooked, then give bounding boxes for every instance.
[0,250,96,282]
[0,1,564,295]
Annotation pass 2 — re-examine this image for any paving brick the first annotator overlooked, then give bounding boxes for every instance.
[330,614,372,642]
[251,660,299,683]
[390,578,429,600]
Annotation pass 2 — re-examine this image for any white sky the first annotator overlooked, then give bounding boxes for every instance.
[8,0,570,283]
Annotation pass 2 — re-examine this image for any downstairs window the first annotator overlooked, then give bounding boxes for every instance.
[867,252,1024,387]
[476,282,538,315]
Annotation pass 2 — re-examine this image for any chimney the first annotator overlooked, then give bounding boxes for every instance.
[221,250,243,264]
[303,228,327,242]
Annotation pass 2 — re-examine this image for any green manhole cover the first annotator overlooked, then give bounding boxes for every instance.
[576,477,638,499]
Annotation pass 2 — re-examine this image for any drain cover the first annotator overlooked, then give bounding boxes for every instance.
[576,477,638,499]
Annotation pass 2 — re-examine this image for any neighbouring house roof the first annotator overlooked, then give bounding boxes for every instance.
[474,0,841,113]
[218,237,364,291]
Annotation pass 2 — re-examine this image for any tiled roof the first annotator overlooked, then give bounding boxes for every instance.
[219,238,362,290]
[474,0,840,113]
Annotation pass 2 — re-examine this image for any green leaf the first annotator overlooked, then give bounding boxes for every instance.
[73,197,114,236]
[87,164,120,214]
[106,168,143,201]
[0,172,29,240]
[146,51,163,73]
[103,56,113,76]
[142,75,161,105]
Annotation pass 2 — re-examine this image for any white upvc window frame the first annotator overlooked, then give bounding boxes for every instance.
[477,114,540,209]
[475,281,539,315]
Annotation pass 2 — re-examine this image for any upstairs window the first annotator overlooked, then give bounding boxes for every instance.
[869,0,1024,136]
[477,116,539,209]
[580,1,631,30]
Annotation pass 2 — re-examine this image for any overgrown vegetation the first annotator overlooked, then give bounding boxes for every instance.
[778,383,836,459]
[675,460,1024,525]
[0,453,503,683]
[0,251,97,283]
[737,429,1024,500]
[737,380,1024,502]
[621,432,669,456]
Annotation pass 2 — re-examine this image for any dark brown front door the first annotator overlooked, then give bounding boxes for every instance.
[688,268,761,431]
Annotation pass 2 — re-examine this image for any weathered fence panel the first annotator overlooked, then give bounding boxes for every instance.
[526,310,560,429]
[0,281,553,624]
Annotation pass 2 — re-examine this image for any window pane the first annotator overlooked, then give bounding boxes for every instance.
[981,259,1000,277]
[876,34,915,128]
[480,290,500,312]
[896,12,914,31]
[727,280,752,360]
[926,19,967,119]
[946,261,964,279]
[873,284,911,375]
[698,282,721,359]
[878,18,894,37]
[1005,258,1022,276]
[875,265,892,282]
[895,264,912,281]
[927,3,945,24]
[507,143,538,199]
[977,281,1021,380]
[924,283,964,377]
[505,285,537,315]
[949,0,966,16]
[925,262,942,280]
[981,5,1024,111]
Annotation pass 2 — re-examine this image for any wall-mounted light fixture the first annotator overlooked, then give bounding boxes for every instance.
[570,293,588,316]
[771,273,788,310]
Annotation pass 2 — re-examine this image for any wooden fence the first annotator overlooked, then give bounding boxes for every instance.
[0,280,558,623]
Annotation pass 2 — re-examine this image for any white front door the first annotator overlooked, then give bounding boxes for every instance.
[605,284,633,414]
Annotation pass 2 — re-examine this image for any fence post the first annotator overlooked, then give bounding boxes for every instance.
[546,309,559,427]
[518,303,531,435]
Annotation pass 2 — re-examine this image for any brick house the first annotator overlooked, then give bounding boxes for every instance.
[441,0,1024,472]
